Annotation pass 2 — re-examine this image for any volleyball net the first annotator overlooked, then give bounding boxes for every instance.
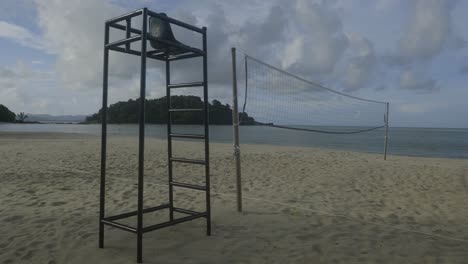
[240,54,388,134]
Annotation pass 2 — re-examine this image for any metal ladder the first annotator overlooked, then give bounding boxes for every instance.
[165,38,210,235]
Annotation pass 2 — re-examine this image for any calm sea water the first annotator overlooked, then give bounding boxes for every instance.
[0,123,467,159]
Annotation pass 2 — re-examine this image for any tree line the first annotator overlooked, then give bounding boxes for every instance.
[85,95,255,125]
[0,104,15,122]
[0,105,29,122]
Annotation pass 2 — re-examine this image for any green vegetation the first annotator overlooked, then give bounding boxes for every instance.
[16,112,28,123]
[85,95,255,125]
[0,104,16,122]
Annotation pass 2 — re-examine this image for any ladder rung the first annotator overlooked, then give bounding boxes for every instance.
[104,204,170,221]
[169,109,203,112]
[168,82,204,89]
[170,181,206,191]
[169,53,204,61]
[170,157,206,165]
[142,212,207,233]
[101,219,137,233]
[173,207,201,215]
[170,133,205,139]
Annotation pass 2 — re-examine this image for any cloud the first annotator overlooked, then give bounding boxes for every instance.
[31,0,278,103]
[341,33,376,92]
[396,101,442,114]
[171,3,291,92]
[399,69,439,93]
[399,0,452,61]
[379,0,466,106]
[0,67,15,79]
[0,61,55,113]
[0,60,105,115]
[240,5,288,56]
[31,1,240,102]
[0,61,52,81]
[282,0,348,75]
[385,0,461,66]
[0,21,45,50]
[33,0,138,92]
[9,0,462,118]
[376,0,463,96]
[26,0,370,101]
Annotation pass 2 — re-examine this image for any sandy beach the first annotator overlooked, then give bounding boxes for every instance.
[1,131,468,263]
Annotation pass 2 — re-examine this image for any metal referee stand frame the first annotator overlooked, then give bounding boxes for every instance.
[99,8,210,263]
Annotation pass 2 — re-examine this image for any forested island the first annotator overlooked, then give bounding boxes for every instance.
[0,104,16,122]
[85,95,255,125]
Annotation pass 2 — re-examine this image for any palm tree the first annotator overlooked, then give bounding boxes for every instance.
[16,112,28,123]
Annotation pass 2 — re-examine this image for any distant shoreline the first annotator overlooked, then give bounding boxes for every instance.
[0,121,83,125]
[0,130,467,161]
[2,121,467,129]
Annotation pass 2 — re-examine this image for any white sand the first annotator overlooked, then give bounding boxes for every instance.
[1,132,468,263]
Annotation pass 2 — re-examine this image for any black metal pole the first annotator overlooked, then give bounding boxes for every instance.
[166,58,174,221]
[125,18,131,51]
[202,27,211,236]
[384,102,389,160]
[99,22,110,249]
[231,48,242,212]
[105,9,143,25]
[137,8,147,264]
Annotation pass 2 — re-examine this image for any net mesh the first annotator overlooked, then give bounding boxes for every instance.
[240,55,387,134]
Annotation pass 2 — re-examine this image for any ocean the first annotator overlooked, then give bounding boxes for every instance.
[0,123,467,159]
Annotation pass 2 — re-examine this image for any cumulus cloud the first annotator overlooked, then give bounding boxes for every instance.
[5,0,460,117]
[399,0,451,60]
[0,62,56,113]
[386,0,461,66]
[170,3,290,94]
[399,69,439,93]
[0,61,105,115]
[33,0,142,93]
[240,5,288,57]
[157,0,355,98]
[30,1,243,101]
[397,102,440,114]
[26,0,378,101]
[0,67,15,79]
[377,0,463,94]
[282,0,348,75]
[340,33,376,92]
[0,21,46,50]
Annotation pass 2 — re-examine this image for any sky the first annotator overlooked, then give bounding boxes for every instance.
[0,0,467,128]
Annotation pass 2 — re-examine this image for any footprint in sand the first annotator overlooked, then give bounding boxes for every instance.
[34,218,55,224]
[50,201,67,206]
[21,249,36,261]
[25,189,36,195]
[3,215,24,222]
